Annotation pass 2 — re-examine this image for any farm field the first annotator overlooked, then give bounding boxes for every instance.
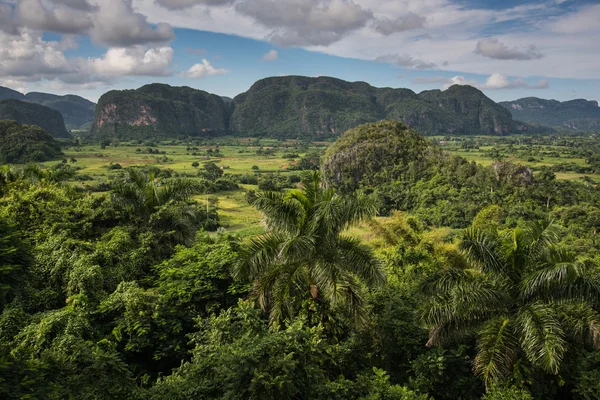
[31,134,600,236]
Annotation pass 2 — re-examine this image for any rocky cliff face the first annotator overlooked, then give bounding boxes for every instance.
[91,78,546,140]
[92,84,230,139]
[500,97,600,131]
[0,99,71,138]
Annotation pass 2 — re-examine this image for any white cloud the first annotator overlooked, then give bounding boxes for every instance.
[261,49,278,61]
[91,46,174,76]
[448,73,549,90]
[235,0,372,46]
[550,3,600,34]
[90,0,174,47]
[373,13,425,35]
[50,0,97,12]
[17,0,93,34]
[155,0,234,9]
[475,38,543,60]
[376,53,436,69]
[187,59,229,78]
[0,31,74,79]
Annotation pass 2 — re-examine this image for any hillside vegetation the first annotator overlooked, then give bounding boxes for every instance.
[91,77,544,140]
[0,86,96,130]
[0,99,71,138]
[501,97,600,131]
[1,121,600,399]
[92,83,230,139]
[0,120,63,163]
[230,76,538,138]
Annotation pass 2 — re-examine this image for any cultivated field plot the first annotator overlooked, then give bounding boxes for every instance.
[30,134,600,235]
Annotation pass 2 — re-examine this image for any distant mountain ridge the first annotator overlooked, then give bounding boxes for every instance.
[500,97,600,131]
[229,76,539,137]
[0,86,96,130]
[92,76,543,139]
[0,99,71,139]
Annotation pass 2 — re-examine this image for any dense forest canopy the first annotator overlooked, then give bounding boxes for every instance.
[0,120,63,164]
[1,120,600,399]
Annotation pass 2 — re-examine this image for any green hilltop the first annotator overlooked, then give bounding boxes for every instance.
[0,86,96,130]
[230,76,537,137]
[0,120,63,163]
[91,76,544,140]
[0,99,71,139]
[92,83,230,139]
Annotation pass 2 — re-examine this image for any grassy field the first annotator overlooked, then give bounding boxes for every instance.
[28,134,600,236]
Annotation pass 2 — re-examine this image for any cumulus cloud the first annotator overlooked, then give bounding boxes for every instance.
[0,31,74,79]
[449,73,548,90]
[187,59,229,77]
[0,3,20,35]
[261,49,278,61]
[90,0,174,47]
[17,0,93,34]
[475,38,543,60]
[50,0,96,11]
[411,73,548,90]
[235,0,372,46]
[376,53,436,69]
[91,46,174,76]
[373,13,425,35]
[155,0,235,9]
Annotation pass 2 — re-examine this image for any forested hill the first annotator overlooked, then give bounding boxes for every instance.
[92,83,230,139]
[0,99,71,139]
[91,77,543,140]
[500,97,600,131]
[0,119,63,163]
[230,76,538,137]
[0,86,96,130]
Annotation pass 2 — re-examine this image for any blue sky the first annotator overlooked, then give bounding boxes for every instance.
[1,0,599,104]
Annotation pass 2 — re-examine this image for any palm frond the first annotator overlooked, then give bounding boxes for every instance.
[234,233,286,281]
[254,191,304,234]
[516,302,566,374]
[335,235,385,287]
[459,227,505,276]
[475,317,519,386]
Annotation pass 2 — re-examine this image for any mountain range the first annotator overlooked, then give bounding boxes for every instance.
[1,77,599,141]
[92,76,545,139]
[0,87,95,130]
[0,99,71,139]
[499,98,600,131]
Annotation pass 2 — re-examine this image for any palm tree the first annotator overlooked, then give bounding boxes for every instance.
[111,169,203,245]
[235,171,385,326]
[420,219,600,388]
[111,169,200,217]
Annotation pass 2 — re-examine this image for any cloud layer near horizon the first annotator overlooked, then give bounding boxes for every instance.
[0,0,598,98]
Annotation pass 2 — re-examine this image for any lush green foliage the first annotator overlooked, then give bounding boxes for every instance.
[0,99,71,138]
[500,98,600,131]
[230,77,535,138]
[0,120,63,163]
[1,119,600,399]
[93,83,230,139]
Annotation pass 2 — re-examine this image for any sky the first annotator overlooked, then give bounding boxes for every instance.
[0,0,599,104]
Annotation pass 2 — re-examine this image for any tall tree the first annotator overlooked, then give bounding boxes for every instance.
[420,220,600,388]
[111,168,207,245]
[236,171,385,326]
